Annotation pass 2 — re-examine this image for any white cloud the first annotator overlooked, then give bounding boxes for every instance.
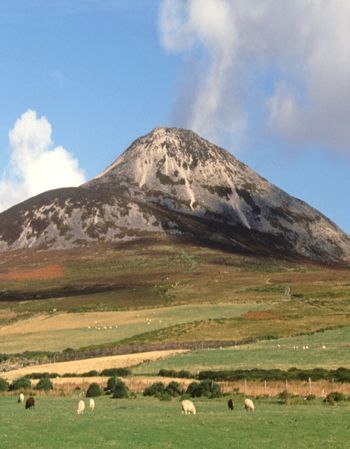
[0,110,86,212]
[159,0,350,154]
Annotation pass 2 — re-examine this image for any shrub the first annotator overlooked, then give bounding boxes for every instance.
[160,392,172,401]
[0,378,9,392]
[112,378,129,399]
[186,380,222,398]
[278,390,291,404]
[158,369,192,379]
[305,394,315,401]
[11,377,31,391]
[165,381,184,397]
[36,377,53,391]
[82,370,99,377]
[106,377,117,393]
[101,368,131,377]
[86,382,102,397]
[143,382,166,397]
[324,391,347,404]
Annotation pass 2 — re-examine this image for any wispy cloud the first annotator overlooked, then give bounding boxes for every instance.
[159,0,350,155]
[0,110,85,212]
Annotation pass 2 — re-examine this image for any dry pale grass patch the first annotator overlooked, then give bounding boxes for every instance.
[221,380,350,397]
[2,349,188,381]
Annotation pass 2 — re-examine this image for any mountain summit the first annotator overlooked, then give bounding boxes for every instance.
[0,127,349,264]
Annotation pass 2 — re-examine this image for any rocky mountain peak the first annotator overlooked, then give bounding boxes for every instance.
[0,127,349,264]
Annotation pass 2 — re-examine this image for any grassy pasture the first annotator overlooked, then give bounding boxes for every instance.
[0,396,349,449]
[0,303,263,353]
[133,326,350,374]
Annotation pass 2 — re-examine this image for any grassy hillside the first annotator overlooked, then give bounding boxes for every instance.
[0,239,349,367]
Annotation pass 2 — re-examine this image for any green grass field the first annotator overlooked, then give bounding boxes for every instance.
[0,396,349,449]
[133,326,350,374]
[0,303,264,353]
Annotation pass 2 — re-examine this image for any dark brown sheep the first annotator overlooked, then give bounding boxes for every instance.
[25,397,35,409]
[227,399,234,410]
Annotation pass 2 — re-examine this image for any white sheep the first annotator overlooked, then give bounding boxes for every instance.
[181,399,196,415]
[89,398,95,412]
[18,393,24,404]
[77,400,85,415]
[244,398,255,412]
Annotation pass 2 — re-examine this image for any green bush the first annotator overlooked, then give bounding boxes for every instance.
[143,382,166,397]
[197,367,350,383]
[160,392,172,401]
[112,378,129,399]
[86,382,102,397]
[36,377,53,391]
[324,391,347,404]
[186,380,222,398]
[11,377,31,391]
[26,372,59,379]
[0,378,9,391]
[106,377,116,393]
[278,390,291,404]
[158,369,192,379]
[165,381,184,397]
[305,394,316,401]
[101,368,131,377]
[82,370,99,377]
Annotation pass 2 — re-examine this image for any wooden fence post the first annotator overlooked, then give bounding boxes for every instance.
[308,377,312,396]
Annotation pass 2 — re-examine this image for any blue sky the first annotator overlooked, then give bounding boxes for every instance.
[0,1,349,233]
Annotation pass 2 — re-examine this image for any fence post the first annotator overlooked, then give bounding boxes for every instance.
[308,377,312,396]
[264,380,267,395]
[244,379,247,395]
[285,379,288,392]
[332,378,335,392]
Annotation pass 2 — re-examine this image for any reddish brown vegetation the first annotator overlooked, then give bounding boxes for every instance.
[0,264,64,281]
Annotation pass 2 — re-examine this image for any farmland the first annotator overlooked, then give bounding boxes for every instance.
[134,325,350,374]
[0,240,350,361]
[0,396,349,449]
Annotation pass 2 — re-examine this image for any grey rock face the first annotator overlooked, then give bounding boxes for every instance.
[0,127,349,263]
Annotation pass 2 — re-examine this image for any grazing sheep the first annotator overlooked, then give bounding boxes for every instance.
[89,398,95,412]
[244,398,255,412]
[227,399,234,410]
[18,393,24,404]
[25,397,35,409]
[181,399,196,415]
[77,400,85,415]
[322,345,326,349]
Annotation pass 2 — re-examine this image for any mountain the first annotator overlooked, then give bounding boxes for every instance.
[0,127,349,264]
